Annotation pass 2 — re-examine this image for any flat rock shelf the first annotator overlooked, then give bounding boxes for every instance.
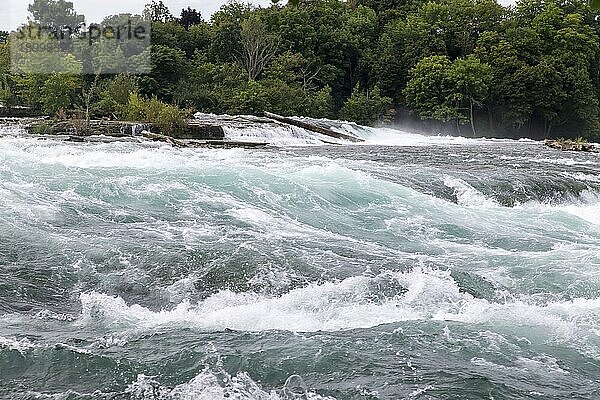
[2,118,268,148]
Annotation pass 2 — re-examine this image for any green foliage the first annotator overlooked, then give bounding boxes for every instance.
[404,56,457,122]
[144,45,188,101]
[179,7,203,30]
[31,121,53,135]
[11,33,83,75]
[262,52,335,117]
[151,20,211,57]
[174,50,334,117]
[122,93,191,136]
[473,0,600,137]
[208,2,253,63]
[373,0,502,101]
[340,85,394,126]
[40,73,81,115]
[4,0,600,140]
[122,92,146,121]
[143,0,175,23]
[97,74,139,116]
[27,0,84,30]
[0,43,11,105]
[404,55,491,135]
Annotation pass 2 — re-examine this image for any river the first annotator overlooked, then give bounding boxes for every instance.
[0,120,599,399]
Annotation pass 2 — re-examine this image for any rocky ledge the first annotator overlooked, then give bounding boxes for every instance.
[22,119,226,140]
[544,139,598,152]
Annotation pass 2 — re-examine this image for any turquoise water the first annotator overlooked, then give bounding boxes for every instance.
[0,124,599,399]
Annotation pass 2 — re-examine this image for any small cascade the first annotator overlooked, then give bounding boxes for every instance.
[193,113,495,147]
[194,113,349,146]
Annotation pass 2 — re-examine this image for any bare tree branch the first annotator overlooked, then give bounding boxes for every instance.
[235,18,278,81]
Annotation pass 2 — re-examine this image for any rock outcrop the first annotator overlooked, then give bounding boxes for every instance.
[544,139,598,152]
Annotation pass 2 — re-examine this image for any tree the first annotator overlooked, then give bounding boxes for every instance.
[340,85,394,126]
[27,0,84,31]
[404,55,491,136]
[261,52,333,117]
[40,73,81,115]
[0,43,14,106]
[122,93,191,136]
[403,55,456,123]
[143,1,174,23]
[90,40,127,74]
[208,2,254,63]
[100,14,149,56]
[235,18,278,80]
[151,21,188,49]
[145,45,188,101]
[3,0,600,140]
[179,7,203,30]
[173,57,246,112]
[374,16,446,100]
[373,0,502,102]
[97,74,139,116]
[473,0,600,138]
[0,43,10,80]
[447,56,492,136]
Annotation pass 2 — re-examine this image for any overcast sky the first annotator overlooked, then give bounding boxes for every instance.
[2,0,273,30]
[2,0,514,31]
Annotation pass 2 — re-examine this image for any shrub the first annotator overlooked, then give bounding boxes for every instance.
[122,93,191,136]
[97,74,140,117]
[31,122,53,135]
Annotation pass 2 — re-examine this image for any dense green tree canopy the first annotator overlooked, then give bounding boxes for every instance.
[2,0,600,139]
[27,0,84,29]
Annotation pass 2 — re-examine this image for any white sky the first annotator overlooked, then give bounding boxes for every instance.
[2,0,515,31]
[2,0,273,30]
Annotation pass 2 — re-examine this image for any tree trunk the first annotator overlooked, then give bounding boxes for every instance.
[470,98,476,137]
[544,120,552,139]
[265,112,364,142]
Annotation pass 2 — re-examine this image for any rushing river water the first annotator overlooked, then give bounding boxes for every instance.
[0,120,599,399]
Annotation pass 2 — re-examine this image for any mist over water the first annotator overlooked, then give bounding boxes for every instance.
[0,121,599,399]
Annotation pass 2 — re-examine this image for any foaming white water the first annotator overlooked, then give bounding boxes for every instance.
[443,176,498,207]
[127,370,334,400]
[78,268,600,358]
[529,157,598,167]
[0,123,25,135]
[222,125,329,146]
[0,136,248,169]
[567,172,600,184]
[294,116,488,146]
[442,174,600,224]
[193,113,491,146]
[523,190,600,225]
[0,336,36,353]
[555,201,600,225]
[361,127,485,146]
[194,112,338,145]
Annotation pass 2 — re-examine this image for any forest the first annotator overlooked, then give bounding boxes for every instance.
[1,0,600,140]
